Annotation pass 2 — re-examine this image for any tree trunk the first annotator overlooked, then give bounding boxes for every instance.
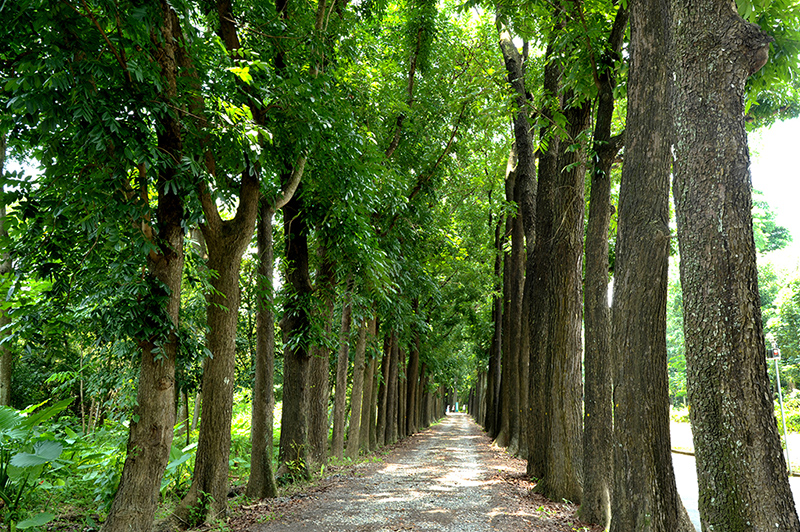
[246,200,279,500]
[386,331,400,445]
[581,5,628,527]
[533,95,588,504]
[398,346,407,440]
[406,330,420,436]
[0,135,11,407]
[278,184,314,478]
[346,319,368,459]
[179,161,259,523]
[360,320,377,453]
[368,344,380,449]
[610,0,687,529]
[672,2,799,529]
[332,291,354,459]
[496,163,517,449]
[100,5,184,530]
[526,35,562,482]
[309,250,335,467]
[376,332,391,446]
[486,217,503,437]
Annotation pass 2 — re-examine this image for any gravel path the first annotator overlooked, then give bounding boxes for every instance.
[234,413,598,532]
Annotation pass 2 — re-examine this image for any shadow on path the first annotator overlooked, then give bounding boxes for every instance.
[244,414,597,532]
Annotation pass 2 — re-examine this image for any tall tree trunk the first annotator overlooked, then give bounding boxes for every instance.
[0,134,11,407]
[526,35,562,482]
[406,329,420,436]
[498,25,536,460]
[360,320,377,453]
[368,344,380,449]
[672,2,799,529]
[398,346,407,439]
[179,163,260,523]
[278,184,314,478]
[486,216,503,437]
[386,331,400,445]
[247,200,280,500]
[346,319,368,459]
[532,95,588,504]
[377,332,391,446]
[332,290,354,458]
[581,5,628,527]
[309,250,336,467]
[100,5,184,530]
[610,0,689,529]
[496,164,517,449]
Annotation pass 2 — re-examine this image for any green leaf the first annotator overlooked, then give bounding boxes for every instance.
[17,512,56,529]
[20,398,73,430]
[10,441,63,468]
[0,406,22,432]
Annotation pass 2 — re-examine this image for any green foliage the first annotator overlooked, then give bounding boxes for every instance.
[0,399,72,530]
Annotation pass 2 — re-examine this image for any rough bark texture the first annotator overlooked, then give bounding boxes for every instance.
[368,342,380,450]
[359,320,377,453]
[347,319,368,459]
[671,2,799,530]
[497,30,537,457]
[0,135,11,407]
[309,251,335,467]
[486,217,503,438]
[278,184,314,478]
[610,0,687,529]
[526,36,562,482]
[179,162,260,523]
[406,330,420,436]
[580,5,628,527]
[100,4,183,530]
[386,332,400,445]
[246,201,279,500]
[332,292,354,458]
[533,96,588,505]
[377,333,391,446]
[495,165,517,450]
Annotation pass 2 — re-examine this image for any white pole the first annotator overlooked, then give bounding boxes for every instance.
[770,349,791,475]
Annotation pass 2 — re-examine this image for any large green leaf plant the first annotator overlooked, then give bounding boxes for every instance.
[0,398,71,531]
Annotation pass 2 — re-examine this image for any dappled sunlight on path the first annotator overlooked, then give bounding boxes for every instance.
[246,414,596,532]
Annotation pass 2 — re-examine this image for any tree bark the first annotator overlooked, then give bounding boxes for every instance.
[278,183,314,478]
[359,319,377,453]
[672,2,799,529]
[386,331,400,445]
[377,332,391,446]
[368,339,380,450]
[179,160,260,524]
[495,164,517,449]
[486,216,503,437]
[246,200,280,500]
[526,34,562,482]
[533,95,588,504]
[406,329,420,436]
[346,318,367,459]
[332,291,354,459]
[309,250,336,467]
[609,0,688,529]
[581,5,628,527]
[100,4,184,530]
[0,134,11,407]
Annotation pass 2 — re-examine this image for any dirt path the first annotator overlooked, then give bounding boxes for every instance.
[231,413,598,532]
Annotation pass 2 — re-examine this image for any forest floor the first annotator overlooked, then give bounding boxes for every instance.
[227,413,600,532]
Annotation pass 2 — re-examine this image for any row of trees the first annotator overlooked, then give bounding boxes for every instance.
[2,0,800,531]
[1,0,507,528]
[466,0,800,531]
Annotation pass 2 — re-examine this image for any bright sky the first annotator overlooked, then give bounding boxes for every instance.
[750,117,800,260]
